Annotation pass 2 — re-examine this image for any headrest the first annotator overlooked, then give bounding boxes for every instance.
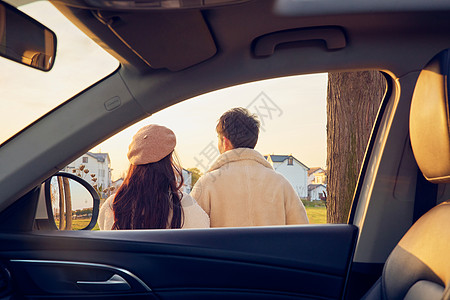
[410,50,450,184]
[383,201,450,299]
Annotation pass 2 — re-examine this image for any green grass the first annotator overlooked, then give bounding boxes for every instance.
[305,206,327,224]
[56,218,99,230]
[72,219,100,230]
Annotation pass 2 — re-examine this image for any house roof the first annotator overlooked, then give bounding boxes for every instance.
[308,184,327,191]
[308,167,325,176]
[112,178,123,184]
[265,154,309,170]
[87,152,110,163]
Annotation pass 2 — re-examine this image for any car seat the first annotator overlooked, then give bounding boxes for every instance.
[362,50,450,299]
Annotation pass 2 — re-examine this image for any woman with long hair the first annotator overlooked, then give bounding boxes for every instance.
[98,124,209,230]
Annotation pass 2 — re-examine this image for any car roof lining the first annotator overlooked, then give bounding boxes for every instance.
[92,9,217,71]
[50,0,450,77]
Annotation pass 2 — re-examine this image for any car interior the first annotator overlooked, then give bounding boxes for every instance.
[361,49,450,300]
[0,0,449,299]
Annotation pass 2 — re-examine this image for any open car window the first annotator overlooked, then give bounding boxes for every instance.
[61,72,386,228]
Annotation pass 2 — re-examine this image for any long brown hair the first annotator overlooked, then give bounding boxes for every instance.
[112,152,184,229]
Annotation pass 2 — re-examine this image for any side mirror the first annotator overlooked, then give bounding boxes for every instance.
[44,172,100,230]
[0,1,56,71]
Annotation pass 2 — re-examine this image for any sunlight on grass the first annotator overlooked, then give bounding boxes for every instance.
[56,218,99,230]
[305,206,327,224]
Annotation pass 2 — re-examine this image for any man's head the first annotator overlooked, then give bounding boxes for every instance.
[216,107,260,154]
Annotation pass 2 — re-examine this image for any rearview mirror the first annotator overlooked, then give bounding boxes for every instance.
[44,173,100,230]
[0,1,56,71]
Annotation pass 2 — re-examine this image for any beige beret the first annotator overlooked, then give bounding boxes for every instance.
[127,124,176,165]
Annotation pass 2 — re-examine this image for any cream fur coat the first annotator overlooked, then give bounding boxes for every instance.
[98,192,210,230]
[190,148,309,227]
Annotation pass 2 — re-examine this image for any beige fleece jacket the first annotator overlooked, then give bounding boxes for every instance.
[190,148,309,227]
[98,192,210,230]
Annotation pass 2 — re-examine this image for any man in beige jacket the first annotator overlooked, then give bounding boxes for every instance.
[191,107,309,228]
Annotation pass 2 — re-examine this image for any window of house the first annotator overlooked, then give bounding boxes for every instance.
[288,157,294,165]
[82,157,88,163]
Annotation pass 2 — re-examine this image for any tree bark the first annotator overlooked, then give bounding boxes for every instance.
[327,71,385,223]
[63,177,72,230]
[57,177,65,230]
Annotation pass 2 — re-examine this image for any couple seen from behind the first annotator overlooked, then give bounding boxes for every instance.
[98,107,309,230]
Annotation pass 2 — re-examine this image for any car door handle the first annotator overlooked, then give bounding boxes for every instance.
[77,274,131,292]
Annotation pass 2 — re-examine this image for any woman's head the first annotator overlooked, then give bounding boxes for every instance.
[127,124,177,165]
[112,125,184,229]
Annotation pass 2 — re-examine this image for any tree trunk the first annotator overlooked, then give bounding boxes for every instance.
[63,177,72,230]
[327,71,385,223]
[57,177,65,230]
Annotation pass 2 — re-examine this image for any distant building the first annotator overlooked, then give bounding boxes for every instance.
[308,167,327,185]
[63,152,112,192]
[265,154,309,198]
[308,184,327,201]
[112,178,124,189]
[182,169,192,193]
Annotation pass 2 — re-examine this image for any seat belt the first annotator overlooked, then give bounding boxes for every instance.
[413,169,438,223]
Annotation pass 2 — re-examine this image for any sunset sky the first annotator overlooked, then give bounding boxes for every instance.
[90,74,328,179]
[0,1,328,180]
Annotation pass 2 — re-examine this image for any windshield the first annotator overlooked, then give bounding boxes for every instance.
[0,0,118,145]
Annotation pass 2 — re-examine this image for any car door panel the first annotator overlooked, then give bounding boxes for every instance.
[0,225,357,300]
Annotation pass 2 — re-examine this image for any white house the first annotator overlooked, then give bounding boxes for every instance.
[182,169,192,193]
[308,184,327,201]
[265,154,309,198]
[63,152,112,192]
[112,178,124,189]
[308,167,327,185]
